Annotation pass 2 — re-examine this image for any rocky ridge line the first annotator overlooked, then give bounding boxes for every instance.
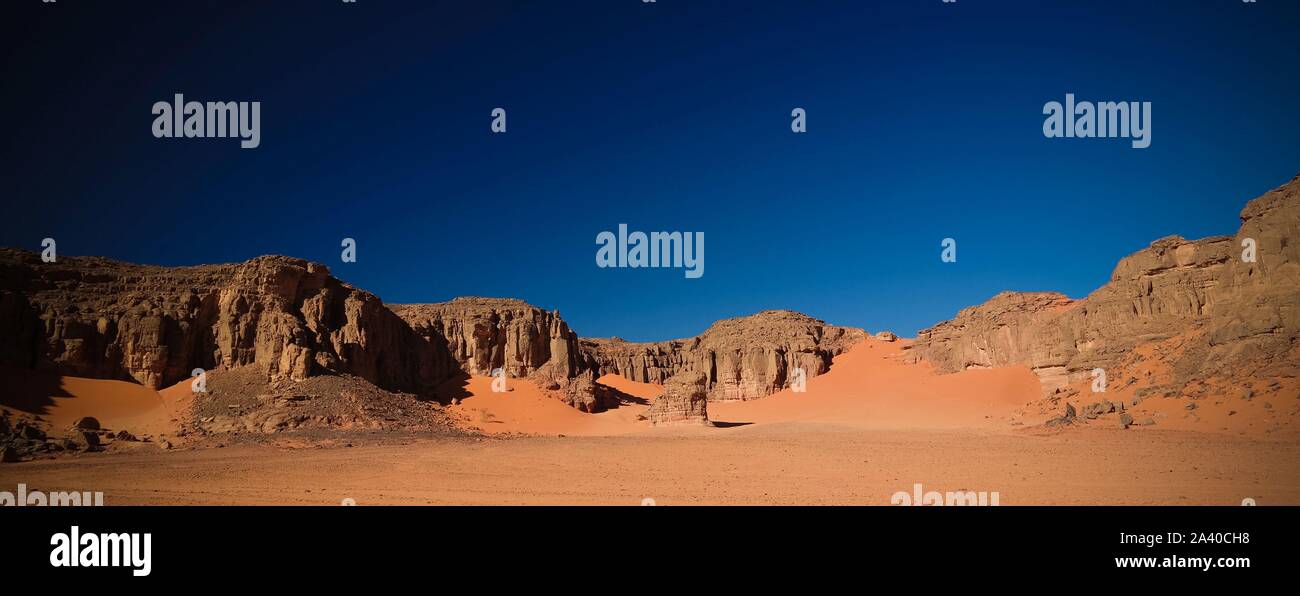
[908,174,1300,403]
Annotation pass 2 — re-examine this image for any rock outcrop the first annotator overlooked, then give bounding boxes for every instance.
[578,337,688,386]
[0,250,871,415]
[909,174,1300,397]
[185,366,458,436]
[644,371,710,426]
[391,298,585,378]
[394,303,868,410]
[1,408,150,461]
[0,251,458,394]
[391,298,608,412]
[394,302,869,409]
[584,310,867,401]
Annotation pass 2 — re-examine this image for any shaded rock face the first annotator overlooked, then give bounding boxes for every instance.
[0,252,870,414]
[395,302,867,409]
[909,174,1300,395]
[392,298,584,378]
[645,371,710,426]
[584,310,867,402]
[0,251,457,394]
[392,298,607,412]
[578,337,688,386]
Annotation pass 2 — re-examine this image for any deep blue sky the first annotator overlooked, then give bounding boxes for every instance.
[2,0,1298,340]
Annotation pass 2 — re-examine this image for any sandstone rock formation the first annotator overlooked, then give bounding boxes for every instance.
[578,337,688,386]
[0,249,872,416]
[391,298,585,379]
[644,371,710,426]
[584,310,867,401]
[0,251,457,394]
[396,303,869,410]
[909,174,1300,399]
[392,303,871,409]
[391,297,609,412]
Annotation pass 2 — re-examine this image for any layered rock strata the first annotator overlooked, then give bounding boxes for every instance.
[583,310,867,401]
[909,174,1300,397]
[645,371,711,426]
[0,251,457,394]
[391,298,607,412]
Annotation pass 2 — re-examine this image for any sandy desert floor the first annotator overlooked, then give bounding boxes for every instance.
[3,340,1297,505]
[5,426,1297,505]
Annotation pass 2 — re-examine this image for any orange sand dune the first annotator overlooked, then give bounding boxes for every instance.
[0,340,1045,439]
[6,344,1295,506]
[446,374,653,436]
[596,373,663,402]
[715,339,1040,430]
[0,366,176,437]
[157,377,200,429]
[446,339,1042,436]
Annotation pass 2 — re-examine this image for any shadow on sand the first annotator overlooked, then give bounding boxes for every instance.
[0,365,76,417]
[428,371,473,405]
[710,421,753,428]
[599,383,651,408]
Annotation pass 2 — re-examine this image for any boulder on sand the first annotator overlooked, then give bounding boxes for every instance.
[646,372,711,426]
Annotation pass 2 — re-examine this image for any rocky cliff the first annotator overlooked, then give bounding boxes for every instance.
[909,174,1300,398]
[390,298,608,412]
[392,301,867,409]
[0,250,457,394]
[583,310,867,401]
[0,250,870,415]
